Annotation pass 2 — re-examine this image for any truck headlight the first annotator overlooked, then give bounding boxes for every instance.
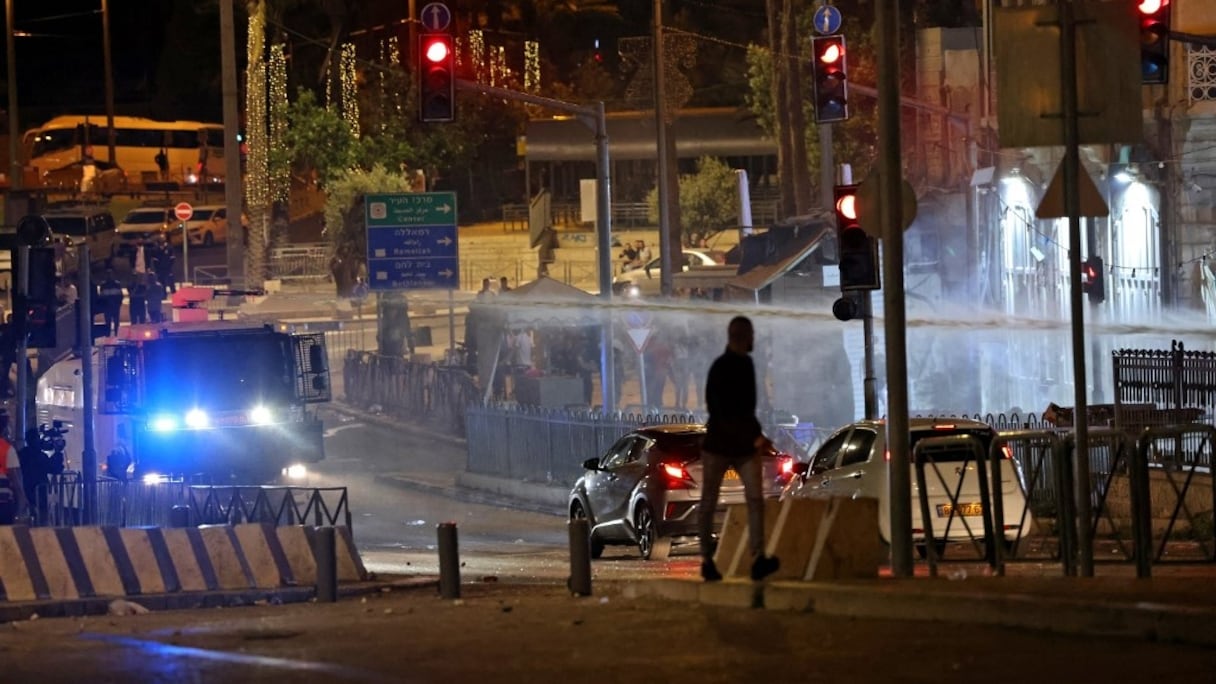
[250,405,273,425]
[185,408,209,429]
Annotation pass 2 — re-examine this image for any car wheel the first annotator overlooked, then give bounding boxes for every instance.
[203,232,215,247]
[635,504,671,561]
[569,500,604,559]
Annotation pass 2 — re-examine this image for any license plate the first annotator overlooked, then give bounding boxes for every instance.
[724,469,740,481]
[936,502,983,517]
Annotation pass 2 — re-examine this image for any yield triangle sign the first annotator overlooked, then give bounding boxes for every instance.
[626,327,652,353]
[1035,164,1109,219]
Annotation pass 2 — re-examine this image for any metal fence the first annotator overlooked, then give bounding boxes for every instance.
[30,473,351,530]
[268,242,330,281]
[343,352,478,435]
[465,405,697,485]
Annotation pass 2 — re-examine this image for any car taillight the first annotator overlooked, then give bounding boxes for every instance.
[777,455,794,477]
[662,463,685,479]
[661,462,694,489]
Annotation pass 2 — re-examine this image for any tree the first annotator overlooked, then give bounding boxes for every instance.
[280,89,357,185]
[323,165,413,295]
[645,156,738,248]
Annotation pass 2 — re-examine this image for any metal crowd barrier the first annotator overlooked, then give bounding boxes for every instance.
[911,434,994,578]
[1130,424,1216,578]
[30,475,350,531]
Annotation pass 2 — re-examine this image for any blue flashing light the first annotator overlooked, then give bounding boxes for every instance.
[150,415,179,432]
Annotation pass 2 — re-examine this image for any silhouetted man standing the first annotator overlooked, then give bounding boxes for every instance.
[698,316,779,582]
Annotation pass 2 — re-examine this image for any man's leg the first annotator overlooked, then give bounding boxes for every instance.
[736,454,780,580]
[735,455,766,556]
[698,449,728,562]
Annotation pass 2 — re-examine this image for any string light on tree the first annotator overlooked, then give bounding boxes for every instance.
[269,43,289,204]
[470,29,485,82]
[244,0,268,288]
[525,40,539,93]
[341,43,360,138]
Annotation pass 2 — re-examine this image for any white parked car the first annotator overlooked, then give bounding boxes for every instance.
[781,417,1030,557]
[612,248,725,298]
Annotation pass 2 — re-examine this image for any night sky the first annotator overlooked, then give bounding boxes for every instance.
[1,1,183,128]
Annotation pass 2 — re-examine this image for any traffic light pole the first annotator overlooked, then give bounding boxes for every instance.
[876,0,913,578]
[1058,0,1094,577]
[455,80,616,410]
[14,245,28,449]
[78,245,97,524]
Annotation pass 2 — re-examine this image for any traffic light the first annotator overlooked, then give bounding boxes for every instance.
[418,33,455,123]
[1082,256,1106,303]
[25,301,56,348]
[834,184,880,291]
[1138,0,1170,84]
[811,35,849,124]
[12,246,59,348]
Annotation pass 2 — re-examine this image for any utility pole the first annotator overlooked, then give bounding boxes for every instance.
[220,0,245,288]
[653,0,673,296]
[102,0,116,164]
[6,0,20,190]
[876,0,913,578]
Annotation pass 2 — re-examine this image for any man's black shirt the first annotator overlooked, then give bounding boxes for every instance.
[703,346,762,459]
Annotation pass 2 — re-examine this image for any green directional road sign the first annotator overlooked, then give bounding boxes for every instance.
[365,191,459,290]
[366,192,457,227]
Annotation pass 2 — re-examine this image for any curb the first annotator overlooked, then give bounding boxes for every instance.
[623,578,1216,647]
[0,576,439,624]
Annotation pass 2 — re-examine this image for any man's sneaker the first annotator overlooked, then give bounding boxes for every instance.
[701,560,723,582]
[750,554,779,581]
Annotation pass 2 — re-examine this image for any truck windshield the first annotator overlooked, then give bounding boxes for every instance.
[142,332,295,411]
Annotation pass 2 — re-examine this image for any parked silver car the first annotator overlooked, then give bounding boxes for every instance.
[568,424,795,560]
[781,417,1031,557]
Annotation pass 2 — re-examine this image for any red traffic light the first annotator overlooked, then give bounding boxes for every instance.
[1137,0,1164,15]
[818,42,843,65]
[1137,0,1170,84]
[835,192,858,222]
[418,34,455,123]
[811,35,849,124]
[424,37,450,63]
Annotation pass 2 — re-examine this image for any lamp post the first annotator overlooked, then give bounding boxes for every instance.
[6,0,20,190]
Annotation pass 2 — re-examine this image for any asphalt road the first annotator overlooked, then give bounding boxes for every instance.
[313,406,705,583]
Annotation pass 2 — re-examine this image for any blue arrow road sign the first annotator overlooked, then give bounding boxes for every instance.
[365,192,459,291]
[813,4,842,35]
[419,2,452,32]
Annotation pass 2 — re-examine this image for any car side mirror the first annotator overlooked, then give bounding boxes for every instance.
[792,462,809,476]
[582,457,600,471]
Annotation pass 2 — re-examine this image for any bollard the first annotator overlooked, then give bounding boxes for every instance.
[568,518,593,596]
[169,505,191,528]
[315,526,338,603]
[437,522,461,599]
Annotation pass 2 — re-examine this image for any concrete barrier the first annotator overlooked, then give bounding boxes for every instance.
[714,497,880,581]
[0,524,365,606]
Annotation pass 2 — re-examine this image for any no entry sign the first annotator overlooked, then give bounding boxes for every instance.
[174,202,194,222]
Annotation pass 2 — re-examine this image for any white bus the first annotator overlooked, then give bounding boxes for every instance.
[24,115,227,187]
